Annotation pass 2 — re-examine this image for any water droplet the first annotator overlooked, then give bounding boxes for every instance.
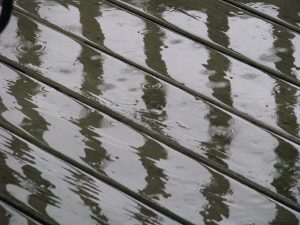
[141,82,164,90]
[16,42,47,54]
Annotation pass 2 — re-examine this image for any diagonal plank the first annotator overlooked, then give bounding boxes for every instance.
[12,1,300,144]
[1,63,300,224]
[88,0,300,83]
[0,127,181,225]
[0,201,41,225]
[0,13,300,212]
[220,0,300,33]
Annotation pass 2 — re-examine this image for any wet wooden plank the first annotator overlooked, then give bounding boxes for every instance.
[0,64,300,224]
[0,0,299,224]
[106,0,300,81]
[0,201,40,225]
[223,0,300,30]
[0,12,300,211]
[0,127,181,225]
[12,0,300,144]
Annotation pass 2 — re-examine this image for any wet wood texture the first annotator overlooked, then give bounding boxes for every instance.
[0,0,300,224]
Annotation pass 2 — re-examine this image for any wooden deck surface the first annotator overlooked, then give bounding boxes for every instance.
[0,0,300,224]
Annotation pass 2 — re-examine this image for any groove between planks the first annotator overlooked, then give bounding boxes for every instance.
[12,8,300,148]
[219,0,300,34]
[99,0,300,88]
[0,54,299,214]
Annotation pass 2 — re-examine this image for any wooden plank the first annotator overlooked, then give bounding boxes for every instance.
[0,13,300,212]
[12,1,300,144]
[0,201,40,225]
[104,0,300,81]
[0,127,181,225]
[220,0,300,32]
[0,64,300,224]
[0,1,299,223]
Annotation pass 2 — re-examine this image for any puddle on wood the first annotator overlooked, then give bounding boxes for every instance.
[0,0,299,224]
[0,128,179,225]
[11,0,300,142]
[234,0,300,28]
[0,10,300,202]
[15,0,300,80]
[0,66,300,224]
[0,201,40,225]
[118,0,300,79]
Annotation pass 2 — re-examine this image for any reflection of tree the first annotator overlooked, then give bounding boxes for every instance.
[269,21,299,224]
[0,133,59,224]
[0,151,21,206]
[199,7,232,224]
[240,0,300,28]
[6,2,60,220]
[1,202,41,225]
[129,2,171,223]
[142,0,168,76]
[65,169,109,224]
[141,0,168,131]
[200,171,231,225]
[66,167,168,225]
[78,0,104,47]
[0,203,10,225]
[74,0,112,173]
[67,2,110,221]
[8,73,49,141]
[270,140,299,225]
[237,0,299,78]
[0,151,28,225]
[23,164,58,215]
[137,138,170,199]
[202,6,233,163]
[15,0,42,67]
[73,111,112,173]
[14,1,49,141]
[126,0,207,16]
[132,205,162,225]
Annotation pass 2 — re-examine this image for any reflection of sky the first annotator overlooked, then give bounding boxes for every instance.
[40,1,81,33]
[229,117,278,189]
[228,16,276,66]
[229,60,277,125]
[161,33,212,94]
[0,69,25,126]
[224,180,277,224]
[247,2,279,17]
[37,22,83,87]
[162,9,209,40]
[0,16,19,61]
[99,6,147,64]
[292,37,300,79]
[241,1,300,28]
